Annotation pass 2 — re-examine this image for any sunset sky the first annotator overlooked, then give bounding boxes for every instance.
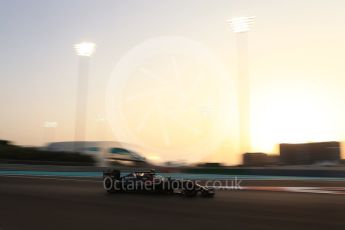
[1,0,345,164]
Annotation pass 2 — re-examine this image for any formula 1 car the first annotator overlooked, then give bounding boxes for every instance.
[103,169,215,197]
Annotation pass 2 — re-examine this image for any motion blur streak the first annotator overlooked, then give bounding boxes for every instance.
[1,176,345,230]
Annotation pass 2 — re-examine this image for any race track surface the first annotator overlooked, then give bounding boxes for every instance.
[1,176,345,230]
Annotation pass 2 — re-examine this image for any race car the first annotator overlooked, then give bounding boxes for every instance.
[102,169,214,197]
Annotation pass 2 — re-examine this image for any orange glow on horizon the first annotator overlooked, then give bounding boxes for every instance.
[250,74,343,155]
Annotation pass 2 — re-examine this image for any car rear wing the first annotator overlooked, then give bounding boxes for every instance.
[134,169,156,175]
[103,169,121,179]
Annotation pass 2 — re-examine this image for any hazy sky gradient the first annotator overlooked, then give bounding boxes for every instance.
[1,0,345,163]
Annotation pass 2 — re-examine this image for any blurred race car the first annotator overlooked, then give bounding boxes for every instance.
[103,169,214,197]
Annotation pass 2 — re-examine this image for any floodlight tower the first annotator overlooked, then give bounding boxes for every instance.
[43,121,58,144]
[74,42,95,152]
[228,17,255,155]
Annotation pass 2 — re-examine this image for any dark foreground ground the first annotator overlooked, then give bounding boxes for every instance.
[0,176,345,230]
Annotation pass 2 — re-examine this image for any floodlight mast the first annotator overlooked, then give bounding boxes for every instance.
[228,17,255,33]
[228,17,255,155]
[43,121,58,144]
[74,42,95,152]
[75,42,96,57]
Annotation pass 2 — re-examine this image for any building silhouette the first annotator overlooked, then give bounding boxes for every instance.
[242,141,341,166]
[279,141,340,165]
